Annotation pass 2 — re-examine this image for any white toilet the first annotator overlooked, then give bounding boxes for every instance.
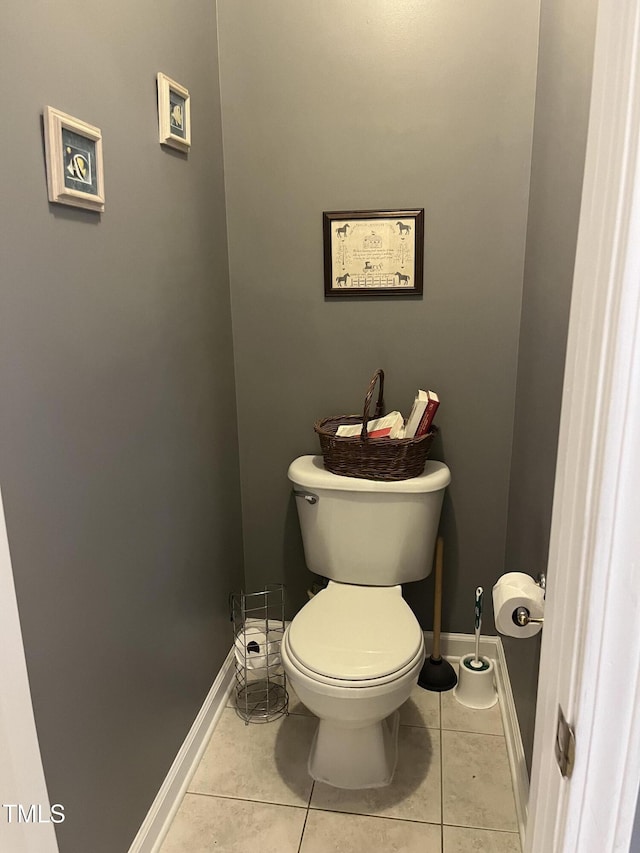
[282,455,451,789]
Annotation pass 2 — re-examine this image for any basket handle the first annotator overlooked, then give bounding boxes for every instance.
[360,369,385,440]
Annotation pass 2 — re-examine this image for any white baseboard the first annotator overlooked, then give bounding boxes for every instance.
[127,647,236,853]
[423,629,499,662]
[424,631,528,847]
[494,637,529,845]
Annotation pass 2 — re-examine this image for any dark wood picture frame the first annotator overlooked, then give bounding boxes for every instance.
[323,208,424,297]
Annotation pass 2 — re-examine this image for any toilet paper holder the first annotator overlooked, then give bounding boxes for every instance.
[512,573,546,628]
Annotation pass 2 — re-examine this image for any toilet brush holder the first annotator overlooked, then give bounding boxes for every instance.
[453,654,497,709]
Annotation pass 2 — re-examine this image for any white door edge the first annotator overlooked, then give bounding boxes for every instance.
[0,486,59,853]
[526,0,640,849]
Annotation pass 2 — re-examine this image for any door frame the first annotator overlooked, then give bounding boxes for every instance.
[526,0,640,849]
[2,1,640,851]
[0,486,59,853]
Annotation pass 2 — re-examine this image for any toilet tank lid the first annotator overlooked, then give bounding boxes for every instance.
[288,456,451,493]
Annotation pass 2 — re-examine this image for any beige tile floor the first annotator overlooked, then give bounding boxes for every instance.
[161,664,521,853]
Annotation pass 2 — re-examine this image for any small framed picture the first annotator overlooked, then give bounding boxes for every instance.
[43,107,105,212]
[323,208,425,298]
[157,73,191,152]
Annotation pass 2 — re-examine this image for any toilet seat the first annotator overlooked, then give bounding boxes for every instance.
[283,631,424,689]
[286,582,424,685]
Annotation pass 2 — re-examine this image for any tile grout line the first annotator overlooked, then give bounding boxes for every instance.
[297,781,315,853]
[305,805,444,826]
[442,821,522,835]
[399,722,442,731]
[234,701,502,737]
[179,792,521,837]
[439,726,506,737]
[186,790,307,809]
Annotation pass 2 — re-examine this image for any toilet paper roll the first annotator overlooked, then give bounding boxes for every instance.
[234,620,282,671]
[492,573,545,638]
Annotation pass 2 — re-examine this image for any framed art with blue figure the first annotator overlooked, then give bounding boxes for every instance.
[43,106,105,213]
[157,72,191,153]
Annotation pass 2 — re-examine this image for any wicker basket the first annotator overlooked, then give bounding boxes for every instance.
[314,369,437,481]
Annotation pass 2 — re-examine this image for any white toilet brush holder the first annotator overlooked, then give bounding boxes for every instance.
[454,653,497,709]
[454,586,497,709]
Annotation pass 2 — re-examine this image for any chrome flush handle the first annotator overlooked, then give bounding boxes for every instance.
[293,490,319,505]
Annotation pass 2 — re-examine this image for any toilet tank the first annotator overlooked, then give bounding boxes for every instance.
[288,456,451,585]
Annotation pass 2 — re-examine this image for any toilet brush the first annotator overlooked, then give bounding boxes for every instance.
[468,587,490,671]
[418,536,458,692]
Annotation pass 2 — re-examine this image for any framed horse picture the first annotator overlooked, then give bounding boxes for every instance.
[323,208,424,298]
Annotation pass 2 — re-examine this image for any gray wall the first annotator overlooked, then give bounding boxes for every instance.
[0,4,242,852]
[218,0,540,626]
[504,0,598,770]
[631,786,640,853]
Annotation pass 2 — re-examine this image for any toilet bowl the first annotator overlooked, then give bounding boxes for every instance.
[281,581,425,788]
[286,455,450,789]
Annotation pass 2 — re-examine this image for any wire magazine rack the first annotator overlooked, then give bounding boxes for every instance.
[231,584,288,724]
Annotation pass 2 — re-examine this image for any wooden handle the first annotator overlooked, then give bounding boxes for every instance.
[359,369,385,440]
[432,537,444,659]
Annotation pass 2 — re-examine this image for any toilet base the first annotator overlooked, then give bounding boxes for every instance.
[308,710,400,789]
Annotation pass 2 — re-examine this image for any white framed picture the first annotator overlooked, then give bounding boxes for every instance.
[43,106,105,212]
[157,72,191,152]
